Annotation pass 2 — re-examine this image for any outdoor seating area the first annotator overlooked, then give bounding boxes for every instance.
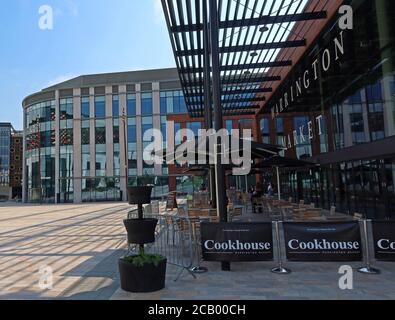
[149,190,355,225]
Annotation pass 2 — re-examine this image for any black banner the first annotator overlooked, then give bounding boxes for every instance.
[200,222,273,262]
[283,222,362,262]
[373,221,395,261]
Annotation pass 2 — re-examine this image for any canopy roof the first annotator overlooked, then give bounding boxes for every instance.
[253,155,315,168]
[161,0,329,117]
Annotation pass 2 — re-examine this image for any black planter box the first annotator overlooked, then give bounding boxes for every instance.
[118,258,167,293]
[124,218,158,244]
[127,186,153,205]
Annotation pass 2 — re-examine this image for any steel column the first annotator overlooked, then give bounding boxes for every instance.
[209,0,230,271]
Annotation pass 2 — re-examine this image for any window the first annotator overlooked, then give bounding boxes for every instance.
[141,93,153,115]
[112,95,119,118]
[161,116,167,143]
[226,120,233,135]
[128,118,137,143]
[60,98,73,120]
[174,122,182,145]
[95,120,106,145]
[95,145,106,177]
[187,122,201,136]
[142,117,153,141]
[160,91,187,114]
[81,97,90,119]
[276,118,284,134]
[294,117,312,159]
[260,118,270,144]
[82,153,90,177]
[349,104,366,145]
[127,94,136,116]
[95,96,106,118]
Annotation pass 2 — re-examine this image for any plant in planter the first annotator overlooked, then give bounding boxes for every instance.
[118,185,167,293]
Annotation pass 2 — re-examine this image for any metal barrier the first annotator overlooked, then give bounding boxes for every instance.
[127,209,198,281]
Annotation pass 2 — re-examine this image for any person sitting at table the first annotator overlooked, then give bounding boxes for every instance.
[268,182,274,197]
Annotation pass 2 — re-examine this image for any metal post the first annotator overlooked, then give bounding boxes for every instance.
[245,175,248,192]
[209,0,229,271]
[122,106,128,200]
[271,221,291,274]
[190,221,208,273]
[276,166,281,201]
[358,219,380,274]
[203,0,216,209]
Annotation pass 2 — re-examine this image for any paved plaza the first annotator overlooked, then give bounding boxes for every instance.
[0,203,394,300]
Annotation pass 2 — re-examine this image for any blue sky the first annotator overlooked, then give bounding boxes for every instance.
[0,0,174,129]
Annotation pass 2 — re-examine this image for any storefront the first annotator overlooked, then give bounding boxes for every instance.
[261,0,395,219]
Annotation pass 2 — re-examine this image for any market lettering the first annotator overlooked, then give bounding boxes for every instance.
[280,115,324,150]
[148,305,183,318]
[271,31,346,119]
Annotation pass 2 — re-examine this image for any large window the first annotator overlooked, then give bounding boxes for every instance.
[81,97,90,119]
[260,118,270,144]
[128,118,137,143]
[160,90,187,114]
[112,95,119,118]
[127,94,136,116]
[141,93,153,115]
[294,117,312,159]
[95,96,106,118]
[187,122,201,136]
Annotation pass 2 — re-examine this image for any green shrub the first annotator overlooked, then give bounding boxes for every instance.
[123,253,165,267]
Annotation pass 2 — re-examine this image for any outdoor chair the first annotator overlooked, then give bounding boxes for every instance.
[229,207,243,222]
[252,197,264,214]
[241,193,251,213]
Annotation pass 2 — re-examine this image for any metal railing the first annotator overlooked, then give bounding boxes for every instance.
[127,209,199,281]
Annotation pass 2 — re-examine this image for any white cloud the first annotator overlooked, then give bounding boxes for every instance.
[153,0,165,24]
[47,74,77,87]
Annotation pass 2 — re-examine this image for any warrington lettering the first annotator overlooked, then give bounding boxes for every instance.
[271,31,346,119]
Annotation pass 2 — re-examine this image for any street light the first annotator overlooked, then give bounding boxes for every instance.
[122,106,129,200]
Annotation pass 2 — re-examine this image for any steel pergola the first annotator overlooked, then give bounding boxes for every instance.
[161,0,330,271]
[161,0,329,118]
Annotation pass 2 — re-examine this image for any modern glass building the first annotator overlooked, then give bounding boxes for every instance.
[0,123,23,201]
[22,68,253,203]
[256,0,395,219]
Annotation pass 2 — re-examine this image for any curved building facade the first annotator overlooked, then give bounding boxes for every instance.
[22,68,190,204]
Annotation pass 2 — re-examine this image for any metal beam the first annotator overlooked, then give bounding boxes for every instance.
[179,60,293,73]
[170,11,328,32]
[177,39,307,56]
[185,87,272,98]
[184,75,280,87]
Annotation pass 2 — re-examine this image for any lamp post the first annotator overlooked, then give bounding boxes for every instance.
[35,117,42,204]
[122,106,129,201]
